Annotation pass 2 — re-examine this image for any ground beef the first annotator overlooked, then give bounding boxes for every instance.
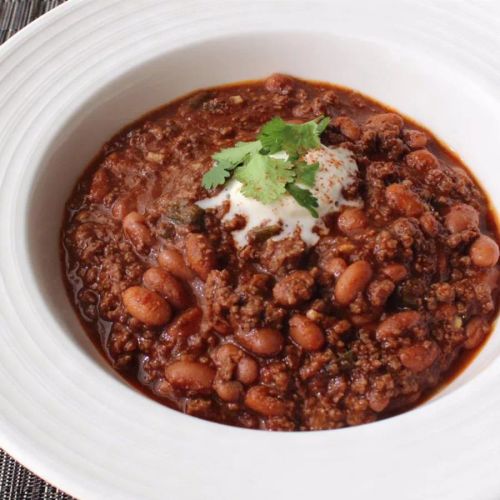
[62,74,500,431]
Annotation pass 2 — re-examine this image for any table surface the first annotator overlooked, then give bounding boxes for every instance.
[0,4,72,498]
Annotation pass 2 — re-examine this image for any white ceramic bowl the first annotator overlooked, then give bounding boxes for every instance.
[1,1,500,498]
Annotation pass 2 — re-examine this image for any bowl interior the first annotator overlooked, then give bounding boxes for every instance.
[23,31,500,403]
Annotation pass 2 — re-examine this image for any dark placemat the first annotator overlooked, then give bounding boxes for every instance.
[0,0,66,43]
[0,449,72,499]
[1,4,73,499]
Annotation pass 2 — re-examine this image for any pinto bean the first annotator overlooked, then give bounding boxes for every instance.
[158,247,194,281]
[337,208,367,236]
[167,307,202,340]
[236,357,259,384]
[464,316,488,349]
[123,211,153,251]
[333,116,361,141]
[470,235,499,267]
[385,183,424,217]
[376,310,422,342]
[236,328,284,357]
[213,343,243,366]
[122,286,171,326]
[185,233,216,281]
[335,260,373,305]
[143,267,190,309]
[444,204,479,233]
[367,392,390,413]
[244,385,288,417]
[212,343,259,384]
[381,263,408,283]
[365,113,404,132]
[273,270,314,307]
[165,361,215,392]
[405,149,440,173]
[214,380,243,402]
[403,129,428,150]
[211,319,233,336]
[399,341,440,372]
[419,212,439,237]
[289,314,325,352]
[212,343,242,381]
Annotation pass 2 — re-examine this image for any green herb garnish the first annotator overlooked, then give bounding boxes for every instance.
[234,154,295,204]
[258,116,330,158]
[201,116,330,217]
[286,183,319,217]
[212,140,262,165]
[294,161,319,187]
[202,140,262,189]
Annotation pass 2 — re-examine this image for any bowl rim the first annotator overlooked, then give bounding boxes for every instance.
[1,1,500,498]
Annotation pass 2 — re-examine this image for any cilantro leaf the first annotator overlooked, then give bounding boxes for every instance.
[316,116,330,134]
[258,116,330,157]
[286,183,319,217]
[213,140,262,166]
[257,117,290,153]
[235,154,295,204]
[203,141,262,190]
[202,116,329,216]
[202,159,234,189]
[295,161,319,187]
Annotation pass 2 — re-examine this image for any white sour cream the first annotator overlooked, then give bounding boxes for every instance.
[197,145,362,247]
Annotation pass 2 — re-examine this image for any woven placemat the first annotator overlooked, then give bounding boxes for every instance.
[1,3,74,498]
[0,0,66,43]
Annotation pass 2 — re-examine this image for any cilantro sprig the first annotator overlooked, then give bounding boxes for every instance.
[202,140,261,189]
[258,116,330,159]
[235,154,295,204]
[201,116,330,217]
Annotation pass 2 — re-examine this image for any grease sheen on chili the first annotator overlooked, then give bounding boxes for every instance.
[62,74,500,431]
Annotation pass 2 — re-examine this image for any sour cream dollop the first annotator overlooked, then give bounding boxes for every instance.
[197,145,362,247]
